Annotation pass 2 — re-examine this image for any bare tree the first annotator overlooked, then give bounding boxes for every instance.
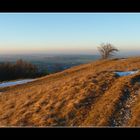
[98,43,119,59]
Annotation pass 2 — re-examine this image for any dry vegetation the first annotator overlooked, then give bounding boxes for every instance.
[1,57,140,127]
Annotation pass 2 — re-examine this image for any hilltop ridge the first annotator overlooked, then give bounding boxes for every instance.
[1,57,140,126]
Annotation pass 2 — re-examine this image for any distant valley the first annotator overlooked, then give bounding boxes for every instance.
[0,54,100,74]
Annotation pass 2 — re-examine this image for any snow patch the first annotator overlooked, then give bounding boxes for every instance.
[0,79,34,88]
[114,70,139,77]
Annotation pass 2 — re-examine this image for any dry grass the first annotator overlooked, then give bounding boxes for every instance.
[1,57,140,126]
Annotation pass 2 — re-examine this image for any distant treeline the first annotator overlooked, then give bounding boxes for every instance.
[0,59,47,81]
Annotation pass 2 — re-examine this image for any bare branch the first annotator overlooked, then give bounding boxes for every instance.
[98,43,119,59]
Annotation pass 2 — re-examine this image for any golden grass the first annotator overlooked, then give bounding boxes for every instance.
[1,57,140,126]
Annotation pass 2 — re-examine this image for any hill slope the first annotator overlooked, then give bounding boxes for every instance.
[1,57,140,127]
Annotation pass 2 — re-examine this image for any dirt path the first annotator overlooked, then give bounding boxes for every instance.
[109,75,140,127]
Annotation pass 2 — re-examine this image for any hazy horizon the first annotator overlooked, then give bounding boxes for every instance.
[1,13,140,56]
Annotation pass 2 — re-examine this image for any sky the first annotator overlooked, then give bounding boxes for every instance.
[0,13,140,55]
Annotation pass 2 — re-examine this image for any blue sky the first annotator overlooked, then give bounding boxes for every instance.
[0,13,140,55]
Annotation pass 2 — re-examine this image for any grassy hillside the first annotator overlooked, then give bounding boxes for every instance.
[1,57,140,127]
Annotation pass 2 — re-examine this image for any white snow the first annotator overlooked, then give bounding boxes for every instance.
[114,70,139,77]
[0,79,34,88]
